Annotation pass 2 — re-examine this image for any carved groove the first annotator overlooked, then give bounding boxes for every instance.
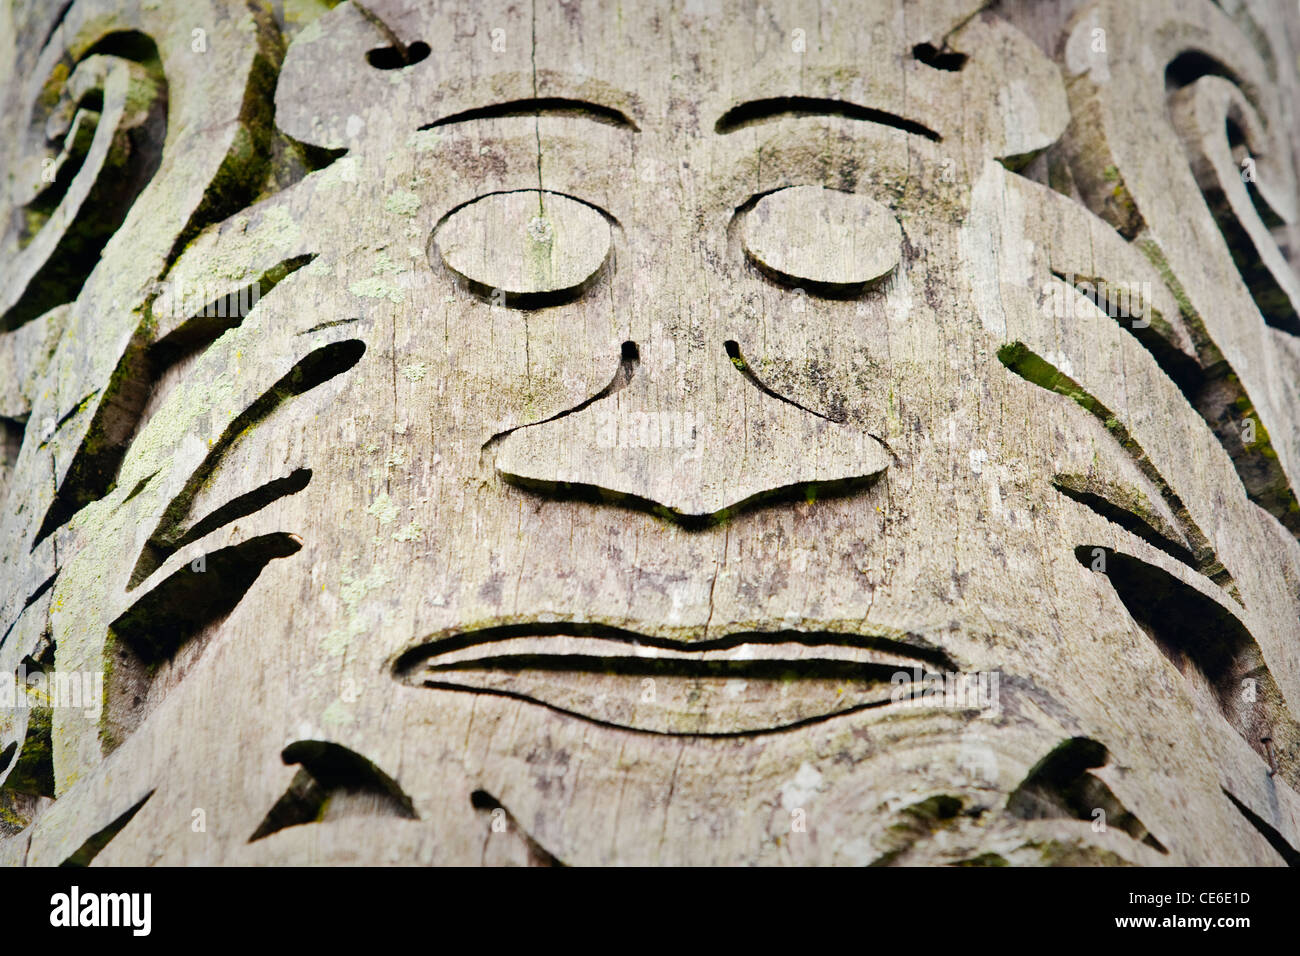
[366,39,430,70]
[395,623,958,672]
[249,741,418,842]
[725,341,845,424]
[423,97,639,131]
[715,97,941,140]
[112,533,304,663]
[129,339,364,588]
[469,790,565,866]
[32,258,320,549]
[398,623,962,736]
[999,341,1235,592]
[1007,737,1167,853]
[912,42,968,72]
[1079,546,1299,788]
[1051,475,1198,568]
[2,33,167,331]
[60,790,154,867]
[482,341,638,454]
[1222,789,1300,866]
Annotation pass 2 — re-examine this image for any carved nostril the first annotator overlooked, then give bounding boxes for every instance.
[723,340,845,423]
[483,342,638,454]
[609,340,639,391]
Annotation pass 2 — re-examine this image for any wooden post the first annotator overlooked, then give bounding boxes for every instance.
[2,0,1300,866]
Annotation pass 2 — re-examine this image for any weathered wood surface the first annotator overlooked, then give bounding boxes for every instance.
[2,0,1300,865]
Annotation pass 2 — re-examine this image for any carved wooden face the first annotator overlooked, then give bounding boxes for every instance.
[2,0,1300,865]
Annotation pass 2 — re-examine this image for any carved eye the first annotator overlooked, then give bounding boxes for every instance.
[740,185,902,296]
[432,190,613,308]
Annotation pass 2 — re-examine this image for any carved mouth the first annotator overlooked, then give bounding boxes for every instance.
[393,623,959,736]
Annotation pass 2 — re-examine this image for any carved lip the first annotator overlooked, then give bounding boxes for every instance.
[393,622,959,736]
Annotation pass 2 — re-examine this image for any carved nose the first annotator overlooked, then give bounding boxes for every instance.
[492,339,890,522]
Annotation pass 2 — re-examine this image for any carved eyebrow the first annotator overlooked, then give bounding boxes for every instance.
[420,97,639,132]
[715,97,941,141]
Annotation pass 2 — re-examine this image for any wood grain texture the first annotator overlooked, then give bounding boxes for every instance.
[1,0,1300,866]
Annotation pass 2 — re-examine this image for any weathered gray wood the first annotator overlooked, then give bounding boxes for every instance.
[2,0,1300,866]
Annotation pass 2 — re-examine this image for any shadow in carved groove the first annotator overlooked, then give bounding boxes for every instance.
[470,790,565,866]
[2,32,167,332]
[396,622,965,736]
[104,533,303,753]
[0,654,56,835]
[482,341,638,457]
[32,255,320,549]
[1166,52,1298,335]
[60,789,153,867]
[1027,50,1300,541]
[1007,737,1168,853]
[1078,546,1299,790]
[1155,55,1300,533]
[0,570,57,652]
[366,40,430,70]
[249,741,417,842]
[1222,789,1300,866]
[420,97,638,132]
[128,338,364,587]
[91,337,363,752]
[869,794,973,866]
[501,470,886,532]
[1051,473,1198,568]
[714,97,941,140]
[911,42,968,72]
[0,707,53,800]
[998,342,1237,594]
[0,415,25,504]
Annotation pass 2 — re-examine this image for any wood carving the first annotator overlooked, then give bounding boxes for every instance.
[2,0,1300,867]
